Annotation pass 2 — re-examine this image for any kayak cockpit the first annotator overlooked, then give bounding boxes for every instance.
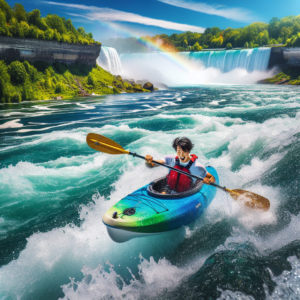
[147,176,203,199]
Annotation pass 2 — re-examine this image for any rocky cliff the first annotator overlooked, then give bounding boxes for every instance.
[0,36,101,66]
[268,47,300,69]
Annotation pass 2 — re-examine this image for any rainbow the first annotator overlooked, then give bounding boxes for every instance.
[97,21,197,72]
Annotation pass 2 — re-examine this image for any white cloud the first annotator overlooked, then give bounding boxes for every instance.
[43,1,205,32]
[158,0,254,22]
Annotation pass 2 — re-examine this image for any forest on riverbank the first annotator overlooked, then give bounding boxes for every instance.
[0,0,99,45]
[104,15,300,53]
[0,60,149,103]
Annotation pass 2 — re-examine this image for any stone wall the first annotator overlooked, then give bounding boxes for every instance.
[268,47,300,68]
[0,36,101,66]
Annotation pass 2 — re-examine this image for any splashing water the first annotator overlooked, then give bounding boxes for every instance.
[0,85,300,299]
[120,48,275,85]
[97,46,123,74]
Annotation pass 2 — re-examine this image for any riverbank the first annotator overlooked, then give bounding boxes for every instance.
[257,66,300,85]
[0,60,150,103]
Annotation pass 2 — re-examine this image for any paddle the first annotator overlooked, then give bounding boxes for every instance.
[86,133,270,211]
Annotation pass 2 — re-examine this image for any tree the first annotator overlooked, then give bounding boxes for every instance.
[8,61,27,85]
[0,77,4,101]
[182,39,188,47]
[39,18,49,31]
[262,30,269,45]
[9,18,24,37]
[63,18,76,33]
[45,28,53,40]
[193,42,202,51]
[13,3,26,22]
[22,79,33,100]
[279,27,292,42]
[211,27,221,36]
[87,74,96,86]
[0,10,10,35]
[269,17,280,39]
[27,9,41,27]
[53,30,61,41]
[293,23,300,35]
[77,27,86,36]
[244,41,249,48]
[226,43,232,49]
[55,82,65,93]
[0,0,13,22]
[46,14,66,34]
[211,36,223,48]
[20,21,30,36]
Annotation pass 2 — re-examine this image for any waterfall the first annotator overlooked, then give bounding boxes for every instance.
[97,46,122,75]
[178,48,271,72]
[120,48,271,73]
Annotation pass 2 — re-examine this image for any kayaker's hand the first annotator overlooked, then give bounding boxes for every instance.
[145,155,154,168]
[203,173,215,185]
[203,177,211,185]
[145,155,153,163]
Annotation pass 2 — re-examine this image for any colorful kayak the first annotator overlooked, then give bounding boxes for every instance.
[103,166,219,243]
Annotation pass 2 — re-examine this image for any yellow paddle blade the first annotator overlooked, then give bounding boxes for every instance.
[86,133,130,155]
[226,188,270,211]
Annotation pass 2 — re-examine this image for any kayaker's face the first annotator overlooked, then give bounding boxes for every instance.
[176,146,190,163]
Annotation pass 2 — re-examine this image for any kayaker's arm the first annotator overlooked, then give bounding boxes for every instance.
[145,155,164,168]
[203,172,215,185]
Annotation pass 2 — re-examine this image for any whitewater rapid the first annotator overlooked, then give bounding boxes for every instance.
[0,85,300,299]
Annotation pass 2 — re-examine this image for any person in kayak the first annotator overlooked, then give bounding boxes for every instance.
[145,137,215,194]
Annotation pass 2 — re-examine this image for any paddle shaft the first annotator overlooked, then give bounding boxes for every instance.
[129,152,226,191]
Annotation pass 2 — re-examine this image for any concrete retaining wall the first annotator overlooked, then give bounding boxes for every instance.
[0,36,101,66]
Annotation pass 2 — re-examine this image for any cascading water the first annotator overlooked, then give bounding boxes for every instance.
[178,47,271,72]
[97,46,122,75]
[120,48,274,85]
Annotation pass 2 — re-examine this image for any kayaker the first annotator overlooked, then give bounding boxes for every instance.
[145,137,215,194]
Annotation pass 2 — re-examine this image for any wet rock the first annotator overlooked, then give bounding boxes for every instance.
[143,82,154,91]
[276,78,289,85]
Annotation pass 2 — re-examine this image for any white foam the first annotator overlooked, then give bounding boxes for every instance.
[76,103,96,109]
[0,119,23,129]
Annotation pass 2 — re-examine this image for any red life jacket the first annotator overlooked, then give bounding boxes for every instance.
[167,154,198,193]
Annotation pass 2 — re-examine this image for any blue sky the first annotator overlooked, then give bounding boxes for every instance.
[8,0,300,41]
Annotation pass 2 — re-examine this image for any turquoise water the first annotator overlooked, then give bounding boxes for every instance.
[121,47,271,73]
[0,85,300,299]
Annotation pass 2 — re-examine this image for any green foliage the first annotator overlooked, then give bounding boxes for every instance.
[27,9,41,27]
[226,43,232,49]
[46,14,66,34]
[87,73,96,86]
[13,3,26,22]
[0,0,13,22]
[264,67,300,85]
[0,60,149,103]
[193,42,202,51]
[0,0,100,45]
[176,46,186,51]
[244,42,249,48]
[11,92,21,102]
[8,61,26,85]
[0,77,3,99]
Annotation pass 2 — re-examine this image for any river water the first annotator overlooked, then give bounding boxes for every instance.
[0,85,300,299]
